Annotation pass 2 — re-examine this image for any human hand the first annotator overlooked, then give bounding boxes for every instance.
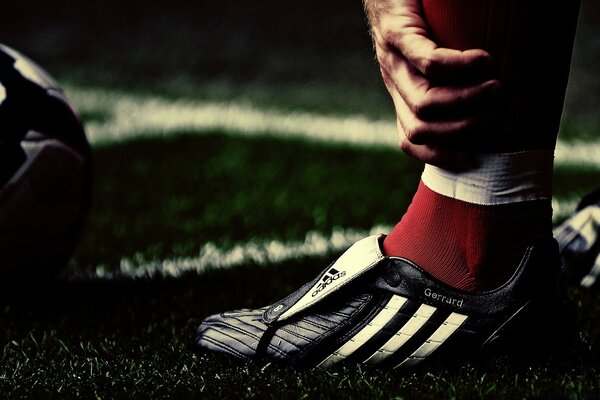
[365,0,502,169]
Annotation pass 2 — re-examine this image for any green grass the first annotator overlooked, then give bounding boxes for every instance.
[73,132,600,274]
[0,0,599,397]
[1,258,599,399]
[72,133,422,272]
[0,133,597,398]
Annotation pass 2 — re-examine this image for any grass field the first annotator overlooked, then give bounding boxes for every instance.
[1,0,600,398]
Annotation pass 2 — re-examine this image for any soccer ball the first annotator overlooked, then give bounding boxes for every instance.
[0,44,91,279]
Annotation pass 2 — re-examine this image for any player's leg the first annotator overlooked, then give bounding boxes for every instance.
[382,0,581,291]
[420,0,579,151]
[195,0,581,369]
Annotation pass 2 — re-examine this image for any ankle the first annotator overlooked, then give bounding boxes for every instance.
[383,180,553,292]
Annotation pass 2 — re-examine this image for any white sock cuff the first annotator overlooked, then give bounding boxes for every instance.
[421,150,554,205]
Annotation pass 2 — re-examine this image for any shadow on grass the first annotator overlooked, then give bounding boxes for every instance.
[0,256,598,399]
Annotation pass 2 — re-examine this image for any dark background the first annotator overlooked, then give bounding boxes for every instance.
[0,0,598,135]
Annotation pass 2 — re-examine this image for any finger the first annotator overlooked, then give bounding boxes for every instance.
[397,96,492,146]
[377,44,501,121]
[382,67,492,146]
[410,80,501,121]
[402,43,494,84]
[396,118,478,170]
[383,71,478,170]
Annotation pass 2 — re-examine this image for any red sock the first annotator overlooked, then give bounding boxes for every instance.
[382,0,578,292]
[421,0,579,150]
[383,182,552,292]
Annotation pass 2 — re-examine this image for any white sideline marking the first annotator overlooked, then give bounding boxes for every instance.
[90,197,577,280]
[66,86,600,168]
[94,225,391,279]
[67,87,396,149]
[61,86,588,279]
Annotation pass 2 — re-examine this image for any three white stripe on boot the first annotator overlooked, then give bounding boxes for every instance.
[317,295,468,369]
